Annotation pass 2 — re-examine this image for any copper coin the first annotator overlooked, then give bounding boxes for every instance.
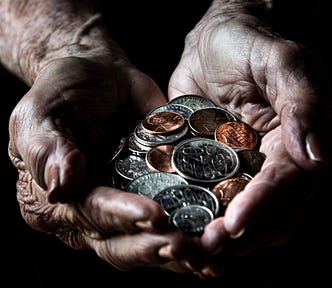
[215,121,257,149]
[188,107,237,137]
[211,176,250,206]
[145,144,175,173]
[142,111,185,135]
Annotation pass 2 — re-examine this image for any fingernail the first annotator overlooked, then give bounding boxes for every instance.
[230,227,246,239]
[47,166,60,203]
[135,220,153,231]
[306,133,325,162]
[158,244,173,258]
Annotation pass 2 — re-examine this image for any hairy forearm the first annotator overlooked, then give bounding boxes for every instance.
[0,0,121,84]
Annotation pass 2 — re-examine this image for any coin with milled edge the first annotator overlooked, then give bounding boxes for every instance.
[215,121,258,149]
[127,133,151,156]
[134,121,188,147]
[169,205,214,236]
[172,137,240,184]
[147,103,194,120]
[188,107,238,137]
[153,184,220,216]
[125,172,188,199]
[169,94,217,111]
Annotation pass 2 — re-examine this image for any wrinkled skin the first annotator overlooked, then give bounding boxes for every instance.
[168,14,331,275]
[8,14,331,278]
[8,56,207,274]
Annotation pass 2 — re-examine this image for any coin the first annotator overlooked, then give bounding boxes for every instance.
[134,120,188,147]
[169,205,214,236]
[172,137,240,184]
[211,176,250,206]
[188,107,238,137]
[145,144,175,173]
[142,111,185,135]
[153,184,220,216]
[114,153,153,181]
[237,149,266,176]
[125,172,188,199]
[168,94,217,111]
[147,103,193,120]
[215,121,258,149]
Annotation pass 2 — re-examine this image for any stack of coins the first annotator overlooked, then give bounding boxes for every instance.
[99,95,266,236]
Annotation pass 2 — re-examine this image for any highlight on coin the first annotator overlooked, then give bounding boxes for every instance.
[97,94,266,236]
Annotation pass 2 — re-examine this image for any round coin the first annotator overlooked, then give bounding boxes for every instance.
[145,144,175,173]
[212,176,250,206]
[142,111,185,135]
[188,107,238,137]
[125,172,188,199]
[169,205,214,236]
[237,149,266,176]
[172,137,240,184]
[215,121,258,149]
[168,94,217,111]
[153,184,220,216]
[147,103,193,120]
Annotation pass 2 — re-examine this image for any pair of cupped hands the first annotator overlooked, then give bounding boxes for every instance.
[9,15,330,277]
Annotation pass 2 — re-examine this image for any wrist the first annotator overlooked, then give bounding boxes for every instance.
[0,0,126,85]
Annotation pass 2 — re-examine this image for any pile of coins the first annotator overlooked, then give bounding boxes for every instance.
[100,95,266,236]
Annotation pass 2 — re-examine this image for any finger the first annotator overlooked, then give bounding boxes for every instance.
[200,217,231,255]
[87,230,198,272]
[268,41,330,172]
[223,130,312,238]
[80,186,170,234]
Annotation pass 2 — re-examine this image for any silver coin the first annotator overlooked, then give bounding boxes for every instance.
[125,172,188,199]
[172,138,240,184]
[147,103,194,120]
[134,120,188,147]
[153,184,220,216]
[127,133,151,156]
[114,153,153,181]
[169,205,214,236]
[168,94,217,111]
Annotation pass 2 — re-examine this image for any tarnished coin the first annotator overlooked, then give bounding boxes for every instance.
[125,172,188,199]
[147,103,193,120]
[168,94,217,111]
[134,121,188,147]
[153,184,220,216]
[212,176,250,206]
[188,107,238,137]
[215,121,258,149]
[127,133,151,156]
[142,111,185,135]
[145,144,175,173]
[237,149,266,176]
[114,154,153,181]
[172,138,240,184]
[169,205,214,236]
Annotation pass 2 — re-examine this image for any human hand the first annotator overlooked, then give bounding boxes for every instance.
[168,6,331,275]
[8,56,205,273]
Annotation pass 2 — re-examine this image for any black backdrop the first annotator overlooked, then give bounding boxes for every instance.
[4,1,330,287]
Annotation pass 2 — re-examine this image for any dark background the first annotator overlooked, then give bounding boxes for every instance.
[3,1,330,287]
